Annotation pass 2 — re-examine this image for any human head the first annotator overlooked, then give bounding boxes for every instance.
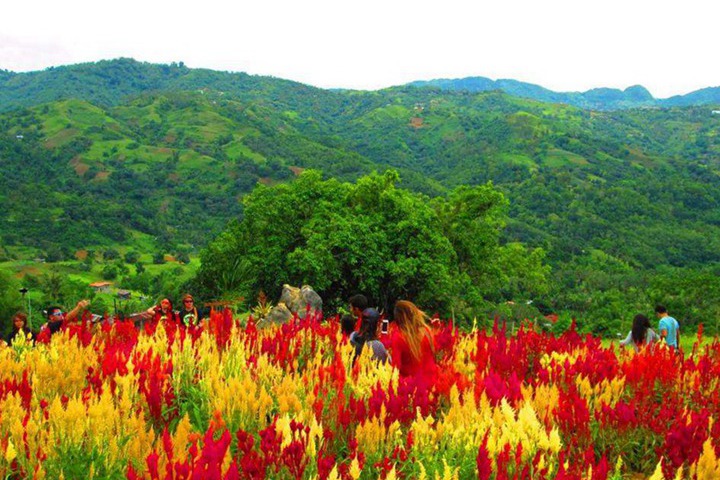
[655,305,667,316]
[631,314,651,344]
[393,300,432,359]
[340,314,355,336]
[12,312,27,330]
[160,298,172,312]
[349,294,368,315]
[46,306,63,322]
[182,294,194,310]
[394,300,424,327]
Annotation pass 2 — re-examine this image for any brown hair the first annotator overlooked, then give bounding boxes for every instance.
[393,300,434,361]
[12,312,28,329]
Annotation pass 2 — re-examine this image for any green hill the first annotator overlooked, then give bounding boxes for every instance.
[2,59,720,333]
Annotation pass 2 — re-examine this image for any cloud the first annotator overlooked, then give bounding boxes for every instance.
[0,35,73,72]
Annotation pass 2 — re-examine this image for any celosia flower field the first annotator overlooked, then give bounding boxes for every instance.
[1,312,720,479]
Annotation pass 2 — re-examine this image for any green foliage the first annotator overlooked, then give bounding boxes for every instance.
[196,170,548,321]
[101,264,119,280]
[0,270,23,338]
[2,60,720,334]
[103,248,119,260]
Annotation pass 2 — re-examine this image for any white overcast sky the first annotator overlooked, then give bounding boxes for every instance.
[1,0,717,99]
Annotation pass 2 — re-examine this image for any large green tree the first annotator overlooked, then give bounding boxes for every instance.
[195,170,549,321]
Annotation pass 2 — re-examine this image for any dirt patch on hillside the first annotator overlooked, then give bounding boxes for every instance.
[163,254,177,262]
[410,117,424,128]
[16,266,42,278]
[289,166,305,176]
[75,250,88,260]
[70,157,90,177]
[45,128,80,149]
[94,171,110,181]
[258,177,274,186]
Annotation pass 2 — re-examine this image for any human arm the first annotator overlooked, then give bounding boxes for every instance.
[619,331,633,347]
[658,318,668,341]
[66,299,90,322]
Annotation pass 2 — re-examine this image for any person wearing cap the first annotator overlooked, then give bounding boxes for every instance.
[42,299,91,336]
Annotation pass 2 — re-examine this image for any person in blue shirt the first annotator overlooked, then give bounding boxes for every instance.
[655,305,680,350]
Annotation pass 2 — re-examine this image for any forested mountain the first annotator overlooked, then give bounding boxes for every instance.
[2,59,720,332]
[409,77,720,110]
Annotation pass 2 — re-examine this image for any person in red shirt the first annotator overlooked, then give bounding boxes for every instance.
[141,298,180,324]
[388,300,437,379]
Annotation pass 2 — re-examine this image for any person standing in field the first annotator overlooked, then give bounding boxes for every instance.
[655,305,680,351]
[41,299,91,336]
[347,295,389,364]
[619,314,659,352]
[144,298,181,324]
[179,294,205,326]
[387,300,437,379]
[3,312,36,346]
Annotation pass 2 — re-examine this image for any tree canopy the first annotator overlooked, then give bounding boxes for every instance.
[195,170,549,321]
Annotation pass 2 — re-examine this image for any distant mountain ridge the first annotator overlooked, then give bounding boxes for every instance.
[0,58,337,114]
[1,58,719,112]
[408,77,720,110]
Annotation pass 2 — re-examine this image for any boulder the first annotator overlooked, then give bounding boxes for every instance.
[278,284,322,318]
[263,302,292,325]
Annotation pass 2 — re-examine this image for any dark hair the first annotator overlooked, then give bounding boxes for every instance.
[655,305,667,314]
[158,298,173,311]
[45,306,62,319]
[349,294,368,311]
[340,314,355,336]
[12,312,27,328]
[631,314,651,344]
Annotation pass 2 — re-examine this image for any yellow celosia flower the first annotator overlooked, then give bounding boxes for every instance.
[173,415,193,463]
[693,437,720,479]
[276,414,293,448]
[648,461,665,480]
[548,428,562,453]
[349,457,361,480]
[417,461,427,480]
[325,466,340,480]
[4,440,16,462]
[435,459,459,480]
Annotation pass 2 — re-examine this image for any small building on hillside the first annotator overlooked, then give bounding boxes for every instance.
[89,281,112,293]
[117,290,132,300]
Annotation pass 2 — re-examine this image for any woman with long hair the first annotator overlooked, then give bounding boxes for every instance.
[388,300,437,378]
[620,314,659,351]
[142,298,180,324]
[4,312,36,346]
